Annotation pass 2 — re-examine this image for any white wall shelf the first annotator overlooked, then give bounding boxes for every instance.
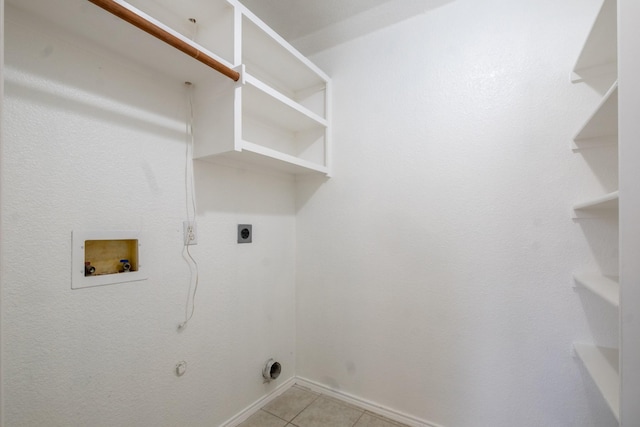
[239,6,328,100]
[571,0,621,421]
[573,191,619,211]
[8,0,331,177]
[573,272,620,307]
[244,75,327,132]
[7,0,234,87]
[571,0,617,83]
[190,0,331,176]
[574,343,620,421]
[573,82,618,143]
[208,141,329,175]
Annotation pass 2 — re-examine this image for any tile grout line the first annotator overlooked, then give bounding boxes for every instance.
[258,384,407,427]
[262,384,322,426]
[288,387,323,424]
[295,378,427,426]
[351,410,366,427]
[258,409,291,424]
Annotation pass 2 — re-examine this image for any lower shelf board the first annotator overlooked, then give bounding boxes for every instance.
[573,82,618,142]
[573,272,620,307]
[573,191,619,211]
[195,143,329,176]
[574,343,619,421]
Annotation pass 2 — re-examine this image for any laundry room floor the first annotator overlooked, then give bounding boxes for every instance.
[237,385,410,427]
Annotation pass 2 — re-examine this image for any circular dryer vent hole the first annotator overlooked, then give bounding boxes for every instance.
[263,359,281,382]
[269,362,281,379]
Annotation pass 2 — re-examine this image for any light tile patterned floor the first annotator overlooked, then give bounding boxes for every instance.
[238,385,409,427]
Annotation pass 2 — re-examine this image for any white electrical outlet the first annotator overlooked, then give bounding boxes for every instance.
[183,221,198,245]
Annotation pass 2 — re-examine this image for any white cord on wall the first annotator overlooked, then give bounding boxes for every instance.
[179,81,200,331]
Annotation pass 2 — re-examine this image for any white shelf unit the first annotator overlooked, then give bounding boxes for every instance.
[573,272,620,307]
[571,0,620,422]
[572,0,617,83]
[574,343,620,421]
[8,0,331,177]
[192,0,331,176]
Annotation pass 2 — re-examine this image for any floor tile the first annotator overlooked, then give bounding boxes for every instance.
[354,412,407,427]
[290,396,363,427]
[237,410,288,427]
[321,394,367,412]
[263,386,320,421]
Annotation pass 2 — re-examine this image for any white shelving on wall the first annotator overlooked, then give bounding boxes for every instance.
[6,0,235,86]
[573,272,620,307]
[573,190,619,211]
[7,0,331,177]
[191,0,331,176]
[573,82,618,144]
[571,0,620,422]
[572,0,617,83]
[574,343,620,422]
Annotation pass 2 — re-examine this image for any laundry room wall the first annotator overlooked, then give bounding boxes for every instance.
[1,5,296,426]
[295,0,619,426]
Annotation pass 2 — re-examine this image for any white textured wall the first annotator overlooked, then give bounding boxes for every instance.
[2,0,625,426]
[1,7,295,427]
[295,0,619,426]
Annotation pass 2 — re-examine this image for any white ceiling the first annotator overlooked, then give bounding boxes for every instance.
[240,0,454,55]
[240,0,393,41]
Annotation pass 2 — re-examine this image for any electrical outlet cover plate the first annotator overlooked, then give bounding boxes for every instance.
[238,224,252,243]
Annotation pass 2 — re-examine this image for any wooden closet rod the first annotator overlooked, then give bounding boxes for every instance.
[88,0,240,82]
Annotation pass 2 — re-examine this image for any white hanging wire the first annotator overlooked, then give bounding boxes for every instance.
[179,81,200,331]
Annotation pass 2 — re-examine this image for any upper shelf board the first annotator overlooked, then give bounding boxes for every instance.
[235,1,330,95]
[7,0,234,86]
[572,0,617,83]
[574,82,618,142]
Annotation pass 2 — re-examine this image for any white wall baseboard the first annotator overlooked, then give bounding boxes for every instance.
[294,377,445,427]
[220,376,297,427]
[220,376,445,427]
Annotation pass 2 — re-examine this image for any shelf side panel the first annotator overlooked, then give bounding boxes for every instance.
[193,80,239,159]
[619,0,640,423]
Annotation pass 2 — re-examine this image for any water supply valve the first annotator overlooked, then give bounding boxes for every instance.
[120,259,131,272]
[84,262,96,276]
